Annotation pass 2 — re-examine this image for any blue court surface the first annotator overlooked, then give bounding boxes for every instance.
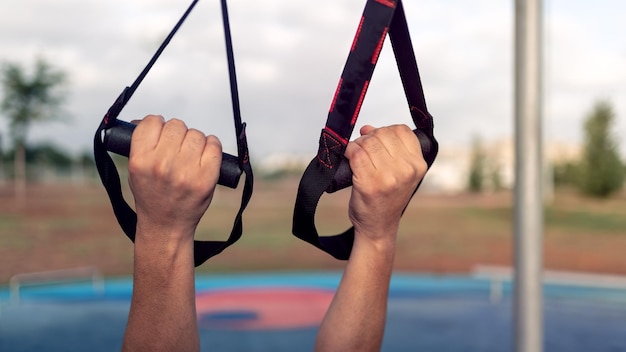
[1,272,626,351]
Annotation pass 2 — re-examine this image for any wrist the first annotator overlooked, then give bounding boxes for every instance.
[353,222,398,248]
[352,228,397,261]
[135,217,196,245]
[133,224,195,270]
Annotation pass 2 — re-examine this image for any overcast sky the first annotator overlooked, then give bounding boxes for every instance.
[1,0,625,160]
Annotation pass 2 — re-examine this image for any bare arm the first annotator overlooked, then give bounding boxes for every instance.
[121,115,221,352]
[315,125,427,352]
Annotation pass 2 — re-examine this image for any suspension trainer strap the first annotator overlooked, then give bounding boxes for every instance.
[94,0,253,267]
[292,0,438,260]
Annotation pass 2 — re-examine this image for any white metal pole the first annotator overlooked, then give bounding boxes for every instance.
[514,0,544,351]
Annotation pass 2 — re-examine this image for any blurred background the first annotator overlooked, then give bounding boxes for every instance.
[1,1,626,350]
[1,0,625,281]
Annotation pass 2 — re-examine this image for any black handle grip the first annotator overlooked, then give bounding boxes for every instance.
[326,129,436,193]
[103,120,242,189]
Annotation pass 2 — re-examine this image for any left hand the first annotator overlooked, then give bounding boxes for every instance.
[128,115,222,243]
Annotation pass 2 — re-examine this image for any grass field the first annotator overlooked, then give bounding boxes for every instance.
[2,178,626,283]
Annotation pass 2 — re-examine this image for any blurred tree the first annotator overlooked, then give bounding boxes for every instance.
[0,132,4,182]
[0,58,67,204]
[77,150,95,169]
[489,162,504,192]
[468,135,486,192]
[28,143,73,170]
[76,149,98,181]
[577,100,624,198]
[552,160,578,188]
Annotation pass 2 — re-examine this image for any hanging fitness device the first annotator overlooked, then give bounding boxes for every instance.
[291,0,439,260]
[94,0,438,265]
[93,0,253,267]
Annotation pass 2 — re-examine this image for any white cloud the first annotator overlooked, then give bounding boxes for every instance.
[545,0,626,148]
[0,0,624,160]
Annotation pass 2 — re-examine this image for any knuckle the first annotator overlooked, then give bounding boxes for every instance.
[202,135,223,167]
[168,118,185,127]
[380,174,401,191]
[136,115,163,131]
[144,114,164,122]
[392,124,414,140]
[205,135,222,150]
[397,158,426,186]
[416,157,428,176]
[165,118,187,131]
[346,145,370,171]
[410,158,428,185]
[127,157,143,175]
[187,128,204,137]
[185,129,207,147]
[349,144,367,160]
[394,124,412,133]
[152,159,172,179]
[161,119,187,141]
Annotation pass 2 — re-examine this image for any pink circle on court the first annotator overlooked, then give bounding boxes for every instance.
[196,287,334,330]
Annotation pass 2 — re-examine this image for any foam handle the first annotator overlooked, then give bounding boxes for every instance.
[103,120,242,189]
[326,129,434,193]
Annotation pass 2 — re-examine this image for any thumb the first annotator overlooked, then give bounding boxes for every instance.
[360,125,376,136]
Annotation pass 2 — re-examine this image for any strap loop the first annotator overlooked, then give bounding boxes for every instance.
[93,0,253,267]
[292,0,438,260]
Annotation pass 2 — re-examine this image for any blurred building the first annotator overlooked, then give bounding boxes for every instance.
[254,138,582,194]
[421,138,582,194]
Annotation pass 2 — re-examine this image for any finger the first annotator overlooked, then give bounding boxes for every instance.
[393,124,423,159]
[392,125,427,176]
[363,125,414,163]
[360,124,377,136]
[130,115,165,157]
[355,126,419,182]
[154,118,188,158]
[179,128,207,165]
[352,130,393,171]
[372,126,402,155]
[200,135,222,180]
[345,139,374,171]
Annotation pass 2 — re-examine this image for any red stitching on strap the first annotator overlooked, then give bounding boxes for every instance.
[329,78,343,113]
[410,106,429,128]
[375,0,396,8]
[318,128,345,169]
[372,27,388,64]
[324,126,348,144]
[351,80,370,126]
[351,16,365,52]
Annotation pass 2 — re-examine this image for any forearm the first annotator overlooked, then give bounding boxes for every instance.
[122,227,199,352]
[315,229,396,352]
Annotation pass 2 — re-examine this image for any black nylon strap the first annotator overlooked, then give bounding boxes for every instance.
[292,0,438,260]
[94,0,253,267]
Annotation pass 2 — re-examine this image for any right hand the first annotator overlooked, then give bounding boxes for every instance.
[345,124,427,247]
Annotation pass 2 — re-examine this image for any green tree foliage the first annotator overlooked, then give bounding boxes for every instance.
[577,100,624,198]
[489,162,504,191]
[77,150,95,169]
[468,136,486,192]
[552,161,578,187]
[2,143,74,181]
[27,143,73,169]
[0,57,67,202]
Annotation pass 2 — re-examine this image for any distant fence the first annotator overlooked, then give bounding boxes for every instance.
[472,265,626,304]
[0,162,101,185]
[8,266,104,304]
